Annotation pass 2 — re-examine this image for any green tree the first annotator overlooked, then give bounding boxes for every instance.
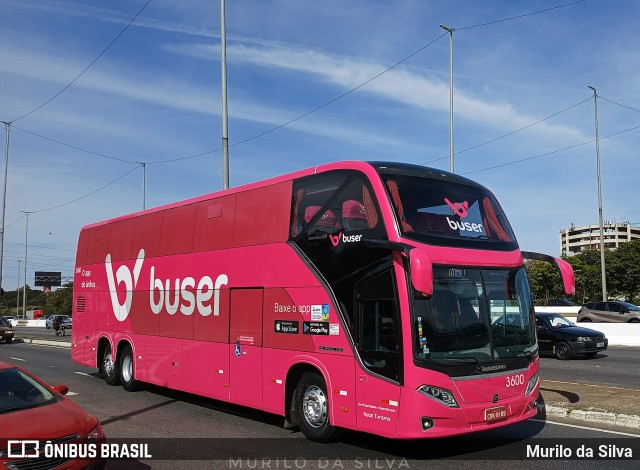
[607,240,640,302]
[526,260,563,304]
[565,250,604,304]
[0,285,46,316]
[47,282,74,315]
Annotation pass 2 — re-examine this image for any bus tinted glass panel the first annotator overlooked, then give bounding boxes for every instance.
[380,174,517,250]
[413,266,535,372]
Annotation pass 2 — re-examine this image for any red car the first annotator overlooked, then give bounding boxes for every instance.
[0,361,106,469]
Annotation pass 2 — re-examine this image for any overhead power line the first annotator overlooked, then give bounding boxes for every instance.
[599,96,640,114]
[13,126,138,164]
[462,122,640,175]
[31,165,140,214]
[11,0,153,123]
[10,1,589,165]
[457,0,588,30]
[3,0,593,214]
[425,97,592,165]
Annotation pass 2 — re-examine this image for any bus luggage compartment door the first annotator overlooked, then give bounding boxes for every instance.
[229,288,264,409]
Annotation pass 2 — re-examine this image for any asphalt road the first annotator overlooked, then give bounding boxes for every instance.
[539,346,640,389]
[1,341,639,470]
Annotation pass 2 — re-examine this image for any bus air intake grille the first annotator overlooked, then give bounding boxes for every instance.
[76,296,86,312]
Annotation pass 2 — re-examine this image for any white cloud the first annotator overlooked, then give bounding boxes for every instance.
[165,40,589,146]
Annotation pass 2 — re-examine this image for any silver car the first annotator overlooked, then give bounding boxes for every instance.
[577,301,640,323]
[46,315,72,329]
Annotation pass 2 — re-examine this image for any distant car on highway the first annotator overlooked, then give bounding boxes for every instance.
[0,361,106,469]
[2,316,17,327]
[46,315,72,329]
[0,317,14,343]
[577,301,640,323]
[535,312,607,360]
[546,299,578,307]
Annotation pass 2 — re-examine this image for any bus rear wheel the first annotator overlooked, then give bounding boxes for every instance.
[119,344,142,392]
[295,372,340,442]
[101,343,120,386]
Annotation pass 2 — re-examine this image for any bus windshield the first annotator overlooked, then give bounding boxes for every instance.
[413,266,536,369]
[380,173,518,250]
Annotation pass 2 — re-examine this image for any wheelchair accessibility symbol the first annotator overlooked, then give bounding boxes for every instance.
[234,343,241,357]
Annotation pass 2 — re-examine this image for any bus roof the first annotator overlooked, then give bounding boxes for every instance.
[80,160,482,231]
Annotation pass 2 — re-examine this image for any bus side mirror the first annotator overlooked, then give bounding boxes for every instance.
[410,248,433,296]
[521,251,575,296]
[553,257,575,296]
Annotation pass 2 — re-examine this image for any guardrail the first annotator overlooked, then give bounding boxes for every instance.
[13,319,47,327]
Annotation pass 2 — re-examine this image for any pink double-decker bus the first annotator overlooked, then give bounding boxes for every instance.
[72,161,573,441]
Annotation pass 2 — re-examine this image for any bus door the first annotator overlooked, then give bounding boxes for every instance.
[229,288,264,409]
[354,269,402,437]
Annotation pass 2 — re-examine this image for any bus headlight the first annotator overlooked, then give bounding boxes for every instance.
[416,385,459,408]
[525,372,539,396]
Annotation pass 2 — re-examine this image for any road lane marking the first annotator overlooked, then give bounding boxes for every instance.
[532,418,640,437]
[8,357,26,361]
[542,379,640,393]
[75,371,101,379]
[67,391,78,396]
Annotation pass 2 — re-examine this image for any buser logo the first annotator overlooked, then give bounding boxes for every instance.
[329,232,363,247]
[444,197,469,218]
[105,249,145,321]
[443,197,485,234]
[105,249,229,321]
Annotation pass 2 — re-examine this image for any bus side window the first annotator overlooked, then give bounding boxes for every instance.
[342,200,370,230]
[304,206,340,233]
[290,170,383,241]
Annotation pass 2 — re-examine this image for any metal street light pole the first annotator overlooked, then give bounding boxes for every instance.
[16,259,20,314]
[587,85,607,302]
[0,122,11,296]
[440,24,455,173]
[137,162,146,210]
[221,0,230,190]
[22,211,32,318]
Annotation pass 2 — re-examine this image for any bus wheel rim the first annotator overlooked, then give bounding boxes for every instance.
[122,355,132,382]
[302,385,327,428]
[103,354,114,376]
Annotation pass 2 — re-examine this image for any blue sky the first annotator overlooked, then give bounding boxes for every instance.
[0,0,639,292]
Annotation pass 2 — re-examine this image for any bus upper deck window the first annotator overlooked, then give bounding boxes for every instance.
[342,200,369,230]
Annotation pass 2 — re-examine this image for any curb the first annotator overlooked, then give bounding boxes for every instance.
[539,403,640,430]
[17,338,71,348]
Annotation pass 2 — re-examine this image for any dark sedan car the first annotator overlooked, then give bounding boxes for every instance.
[0,317,14,343]
[546,299,578,307]
[535,312,607,360]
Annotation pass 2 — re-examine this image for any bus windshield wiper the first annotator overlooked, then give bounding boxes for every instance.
[439,356,482,372]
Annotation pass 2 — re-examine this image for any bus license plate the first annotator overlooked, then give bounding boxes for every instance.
[597,342,604,348]
[484,406,507,422]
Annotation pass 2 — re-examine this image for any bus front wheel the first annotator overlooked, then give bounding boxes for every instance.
[101,344,120,386]
[295,372,340,442]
